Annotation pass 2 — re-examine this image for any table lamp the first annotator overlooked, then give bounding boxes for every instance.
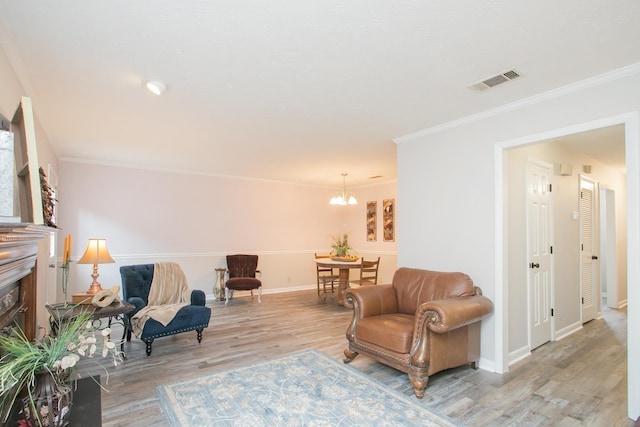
[76,238,115,294]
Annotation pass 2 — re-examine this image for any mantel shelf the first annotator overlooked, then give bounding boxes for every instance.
[0,223,56,244]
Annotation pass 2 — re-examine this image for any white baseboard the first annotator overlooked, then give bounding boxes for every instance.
[508,345,531,367]
[554,321,582,341]
[205,284,316,302]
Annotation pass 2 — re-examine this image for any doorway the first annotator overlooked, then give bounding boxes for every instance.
[497,114,636,418]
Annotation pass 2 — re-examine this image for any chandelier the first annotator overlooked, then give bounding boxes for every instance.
[329,173,358,205]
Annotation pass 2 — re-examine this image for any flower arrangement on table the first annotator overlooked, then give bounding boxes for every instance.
[330,232,359,261]
[0,312,123,426]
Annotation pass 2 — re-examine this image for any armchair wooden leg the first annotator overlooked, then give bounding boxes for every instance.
[196,329,203,343]
[145,339,154,357]
[343,348,359,363]
[408,373,428,399]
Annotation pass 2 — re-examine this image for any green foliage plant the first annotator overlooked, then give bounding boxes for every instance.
[330,232,352,257]
[0,311,122,419]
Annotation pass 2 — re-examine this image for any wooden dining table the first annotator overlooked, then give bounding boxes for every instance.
[314,258,362,306]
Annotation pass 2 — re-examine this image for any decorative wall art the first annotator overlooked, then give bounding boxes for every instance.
[366,201,377,241]
[383,199,395,242]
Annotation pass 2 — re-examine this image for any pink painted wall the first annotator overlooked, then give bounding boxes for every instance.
[58,161,397,296]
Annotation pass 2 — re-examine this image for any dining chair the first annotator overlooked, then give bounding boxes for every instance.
[314,253,339,296]
[350,257,380,286]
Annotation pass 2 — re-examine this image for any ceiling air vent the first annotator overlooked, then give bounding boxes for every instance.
[469,69,521,91]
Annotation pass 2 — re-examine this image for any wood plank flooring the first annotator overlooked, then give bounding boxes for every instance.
[81,290,632,426]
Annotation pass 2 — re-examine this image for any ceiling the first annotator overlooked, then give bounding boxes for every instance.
[0,1,637,188]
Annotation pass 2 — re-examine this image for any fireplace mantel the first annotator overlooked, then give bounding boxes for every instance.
[0,222,52,341]
[0,222,52,243]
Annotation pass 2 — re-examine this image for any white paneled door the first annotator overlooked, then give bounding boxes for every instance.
[527,159,553,350]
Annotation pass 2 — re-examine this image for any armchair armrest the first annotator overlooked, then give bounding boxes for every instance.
[126,296,146,316]
[417,295,493,334]
[346,284,398,318]
[191,289,207,306]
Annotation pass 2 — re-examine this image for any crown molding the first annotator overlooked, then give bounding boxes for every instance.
[394,62,640,144]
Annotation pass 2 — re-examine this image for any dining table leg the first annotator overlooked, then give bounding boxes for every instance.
[337,267,350,306]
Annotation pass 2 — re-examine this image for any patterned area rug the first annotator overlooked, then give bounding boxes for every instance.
[156,350,460,426]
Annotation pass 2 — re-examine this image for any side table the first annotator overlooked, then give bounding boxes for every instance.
[46,301,135,356]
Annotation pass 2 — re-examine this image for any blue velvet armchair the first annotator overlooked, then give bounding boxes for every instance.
[120,263,211,356]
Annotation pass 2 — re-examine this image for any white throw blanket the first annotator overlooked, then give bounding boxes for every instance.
[130,262,193,338]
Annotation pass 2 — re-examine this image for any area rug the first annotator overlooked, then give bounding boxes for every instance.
[156,350,460,426]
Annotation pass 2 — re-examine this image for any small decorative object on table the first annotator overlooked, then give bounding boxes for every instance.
[331,254,360,262]
[330,232,359,261]
[0,312,123,426]
[330,232,352,257]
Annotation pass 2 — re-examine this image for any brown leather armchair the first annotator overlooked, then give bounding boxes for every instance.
[344,267,493,398]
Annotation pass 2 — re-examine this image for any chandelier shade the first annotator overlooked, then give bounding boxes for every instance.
[329,173,358,205]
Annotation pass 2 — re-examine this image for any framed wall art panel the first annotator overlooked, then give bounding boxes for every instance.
[383,199,395,242]
[366,201,377,241]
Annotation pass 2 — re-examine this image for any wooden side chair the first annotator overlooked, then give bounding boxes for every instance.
[350,257,380,287]
[314,253,339,296]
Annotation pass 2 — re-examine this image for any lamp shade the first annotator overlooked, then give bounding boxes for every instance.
[77,238,115,265]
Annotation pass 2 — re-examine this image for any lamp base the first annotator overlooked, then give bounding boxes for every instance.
[71,292,94,305]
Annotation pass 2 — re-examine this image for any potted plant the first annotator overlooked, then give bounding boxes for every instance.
[330,232,351,257]
[0,311,122,426]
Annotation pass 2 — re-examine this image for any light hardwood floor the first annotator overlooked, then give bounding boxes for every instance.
[84,290,633,426]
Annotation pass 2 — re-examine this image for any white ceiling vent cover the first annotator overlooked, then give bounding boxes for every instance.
[469,69,521,91]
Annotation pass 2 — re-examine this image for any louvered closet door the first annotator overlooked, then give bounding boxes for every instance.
[580,177,597,323]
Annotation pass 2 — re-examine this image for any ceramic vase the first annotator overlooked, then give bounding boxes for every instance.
[214,268,226,301]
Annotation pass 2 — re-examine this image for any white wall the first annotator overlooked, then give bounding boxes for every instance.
[395,65,640,419]
[57,161,397,299]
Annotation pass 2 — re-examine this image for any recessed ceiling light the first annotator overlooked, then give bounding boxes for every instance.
[145,80,167,95]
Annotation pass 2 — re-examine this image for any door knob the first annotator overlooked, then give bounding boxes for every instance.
[592,255,598,260]
[529,262,540,269]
